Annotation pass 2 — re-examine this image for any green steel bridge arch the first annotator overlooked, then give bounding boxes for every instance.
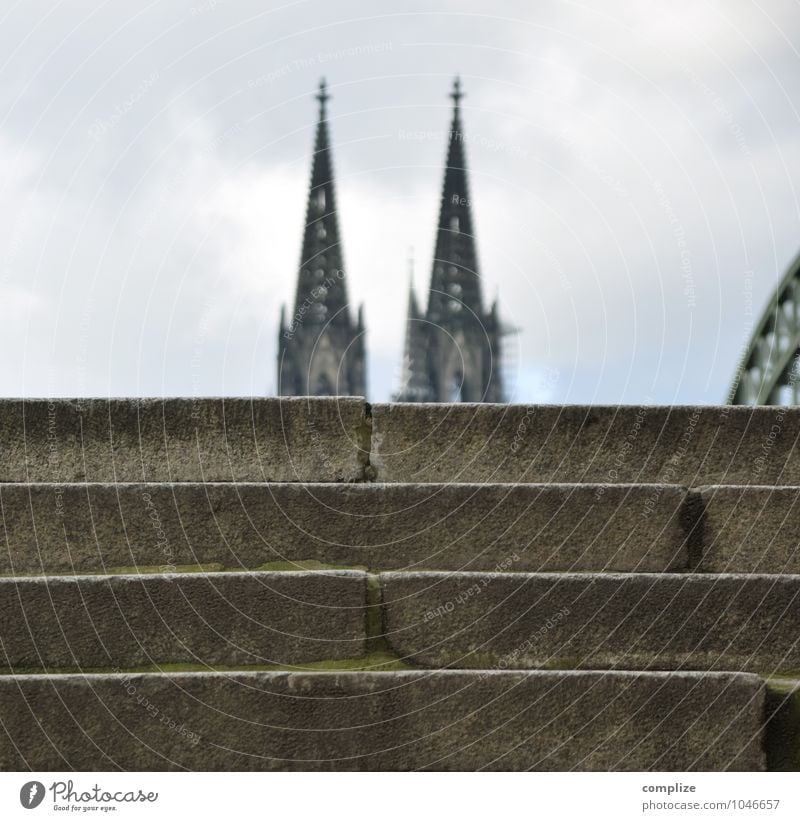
[730,250,800,405]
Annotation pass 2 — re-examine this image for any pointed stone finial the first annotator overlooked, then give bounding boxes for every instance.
[316,78,330,118]
[450,76,464,108]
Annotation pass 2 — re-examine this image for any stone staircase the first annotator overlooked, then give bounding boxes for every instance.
[0,398,798,770]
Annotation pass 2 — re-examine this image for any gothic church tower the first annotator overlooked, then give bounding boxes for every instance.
[278,79,366,396]
[395,78,504,402]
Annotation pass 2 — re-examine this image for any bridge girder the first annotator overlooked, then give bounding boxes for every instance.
[730,251,800,405]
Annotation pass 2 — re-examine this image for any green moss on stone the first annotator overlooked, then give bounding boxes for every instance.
[252,560,368,573]
[0,561,373,578]
[0,563,228,577]
[0,650,411,676]
[765,679,800,771]
[365,573,388,654]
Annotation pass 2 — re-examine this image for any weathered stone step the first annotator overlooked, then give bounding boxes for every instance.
[765,678,800,771]
[0,571,366,669]
[0,398,367,482]
[382,572,800,674]
[0,670,765,771]
[7,400,800,487]
[0,482,690,575]
[371,404,800,484]
[700,485,800,573]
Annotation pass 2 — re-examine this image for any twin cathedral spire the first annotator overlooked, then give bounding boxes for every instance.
[278,77,504,402]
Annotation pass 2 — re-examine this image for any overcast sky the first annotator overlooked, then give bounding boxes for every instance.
[1,0,799,403]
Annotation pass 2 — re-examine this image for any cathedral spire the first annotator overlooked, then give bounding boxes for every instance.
[396,77,504,403]
[427,76,483,323]
[394,264,432,401]
[278,79,366,397]
[291,77,351,324]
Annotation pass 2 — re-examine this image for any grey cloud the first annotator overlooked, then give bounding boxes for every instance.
[0,0,798,401]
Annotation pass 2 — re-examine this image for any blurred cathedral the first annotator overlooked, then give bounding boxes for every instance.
[277,79,366,397]
[277,77,504,402]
